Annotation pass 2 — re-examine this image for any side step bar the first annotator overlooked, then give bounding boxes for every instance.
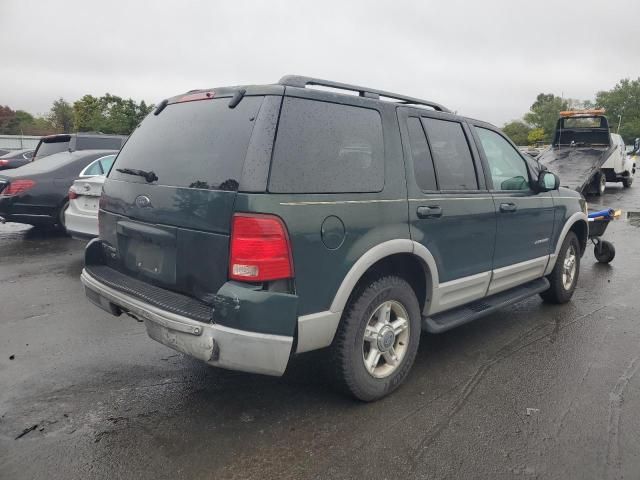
[423,277,550,334]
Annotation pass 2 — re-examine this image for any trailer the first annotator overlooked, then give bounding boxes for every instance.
[538,110,634,195]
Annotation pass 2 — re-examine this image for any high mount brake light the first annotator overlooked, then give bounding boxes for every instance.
[1,179,36,196]
[229,213,293,282]
[173,91,215,104]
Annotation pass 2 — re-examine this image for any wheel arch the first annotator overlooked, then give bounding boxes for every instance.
[296,240,438,354]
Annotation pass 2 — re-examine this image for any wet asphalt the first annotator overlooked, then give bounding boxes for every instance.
[1,181,640,480]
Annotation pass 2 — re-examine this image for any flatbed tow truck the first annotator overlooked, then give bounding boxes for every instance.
[538,109,635,196]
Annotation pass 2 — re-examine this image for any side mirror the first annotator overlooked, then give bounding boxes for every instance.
[538,171,560,191]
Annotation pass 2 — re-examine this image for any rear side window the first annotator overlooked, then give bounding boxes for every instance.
[82,155,117,176]
[269,98,384,193]
[110,97,264,190]
[422,118,478,190]
[35,136,71,159]
[76,136,124,150]
[407,117,437,191]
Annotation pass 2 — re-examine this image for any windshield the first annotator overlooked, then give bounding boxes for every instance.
[34,136,71,159]
[109,96,264,190]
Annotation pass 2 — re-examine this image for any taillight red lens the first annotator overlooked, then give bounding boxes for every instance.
[68,188,79,200]
[229,213,293,282]
[0,160,8,166]
[1,179,36,196]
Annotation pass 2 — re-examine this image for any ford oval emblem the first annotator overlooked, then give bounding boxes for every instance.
[135,195,152,208]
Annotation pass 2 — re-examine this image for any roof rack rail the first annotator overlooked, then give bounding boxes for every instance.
[278,75,451,113]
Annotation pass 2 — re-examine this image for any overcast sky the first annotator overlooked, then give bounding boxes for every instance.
[1,0,638,126]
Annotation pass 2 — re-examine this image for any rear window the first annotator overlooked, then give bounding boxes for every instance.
[269,98,384,193]
[422,118,478,191]
[35,136,71,159]
[109,96,264,190]
[76,136,124,150]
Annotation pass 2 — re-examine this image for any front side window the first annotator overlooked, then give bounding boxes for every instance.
[422,118,478,190]
[269,97,384,193]
[476,127,530,191]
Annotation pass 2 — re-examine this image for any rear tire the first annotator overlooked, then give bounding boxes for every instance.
[594,173,606,196]
[622,175,633,188]
[540,231,580,304]
[330,275,421,401]
[57,201,69,235]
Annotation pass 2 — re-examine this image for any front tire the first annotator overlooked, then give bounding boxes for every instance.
[330,275,421,401]
[622,175,633,188]
[540,231,580,304]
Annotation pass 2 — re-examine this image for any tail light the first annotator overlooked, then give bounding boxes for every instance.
[229,213,293,282]
[0,160,8,167]
[0,179,36,196]
[68,188,79,200]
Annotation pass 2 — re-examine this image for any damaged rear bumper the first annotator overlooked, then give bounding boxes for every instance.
[81,269,293,376]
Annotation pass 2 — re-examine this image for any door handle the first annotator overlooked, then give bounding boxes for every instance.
[417,205,443,219]
[499,202,517,213]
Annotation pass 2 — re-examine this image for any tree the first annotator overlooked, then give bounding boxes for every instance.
[73,94,153,135]
[48,98,74,133]
[527,128,545,144]
[524,93,568,142]
[596,78,640,143]
[502,120,531,145]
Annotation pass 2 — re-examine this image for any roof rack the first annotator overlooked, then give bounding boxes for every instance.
[279,75,451,113]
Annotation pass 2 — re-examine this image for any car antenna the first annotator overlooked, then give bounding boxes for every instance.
[154,99,168,116]
[228,89,246,109]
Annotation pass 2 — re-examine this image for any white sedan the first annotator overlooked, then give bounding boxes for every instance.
[64,154,116,239]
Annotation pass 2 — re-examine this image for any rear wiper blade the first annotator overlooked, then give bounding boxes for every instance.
[116,168,158,183]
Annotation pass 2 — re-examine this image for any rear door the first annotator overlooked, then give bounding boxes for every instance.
[470,124,555,295]
[99,93,280,304]
[399,109,496,314]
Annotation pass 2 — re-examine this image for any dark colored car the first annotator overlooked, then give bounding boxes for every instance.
[81,76,588,401]
[0,149,118,230]
[0,149,35,170]
[0,149,10,156]
[33,133,126,160]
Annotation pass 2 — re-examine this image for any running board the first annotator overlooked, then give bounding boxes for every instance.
[423,277,550,334]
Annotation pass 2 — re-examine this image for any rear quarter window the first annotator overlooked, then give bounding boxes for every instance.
[268,98,384,193]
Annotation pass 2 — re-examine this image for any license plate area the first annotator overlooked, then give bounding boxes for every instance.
[116,220,177,285]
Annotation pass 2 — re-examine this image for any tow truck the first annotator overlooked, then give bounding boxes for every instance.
[538,109,635,195]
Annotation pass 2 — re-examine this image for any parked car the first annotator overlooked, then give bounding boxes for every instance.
[65,154,116,239]
[602,132,635,188]
[0,150,118,230]
[81,76,588,401]
[0,149,34,170]
[33,133,126,160]
[0,149,10,156]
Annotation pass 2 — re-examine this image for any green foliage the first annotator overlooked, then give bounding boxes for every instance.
[524,93,568,142]
[0,105,55,135]
[73,94,153,135]
[596,78,640,143]
[48,98,74,133]
[527,128,545,144]
[502,120,531,145]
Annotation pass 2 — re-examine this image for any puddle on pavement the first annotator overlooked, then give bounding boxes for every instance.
[0,222,33,240]
[626,211,640,227]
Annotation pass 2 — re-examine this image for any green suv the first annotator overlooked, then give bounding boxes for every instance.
[82,76,588,401]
